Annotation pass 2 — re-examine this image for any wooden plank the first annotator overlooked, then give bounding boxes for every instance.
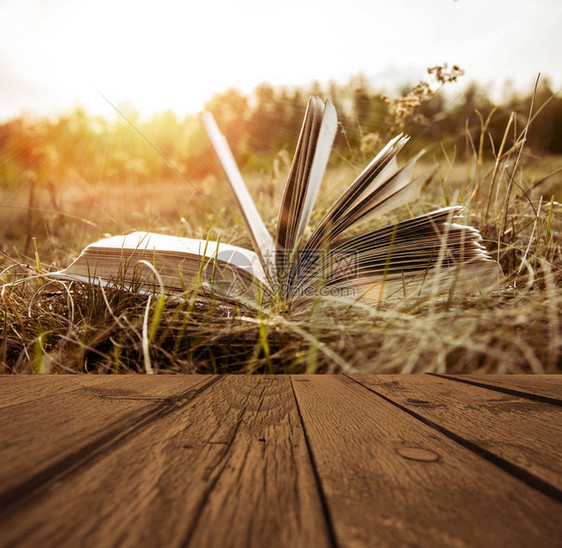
[0,375,212,500]
[442,374,562,402]
[0,375,114,409]
[350,373,562,493]
[1,376,330,548]
[292,375,561,548]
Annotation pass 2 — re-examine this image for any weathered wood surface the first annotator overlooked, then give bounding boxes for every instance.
[441,373,562,402]
[349,374,562,491]
[0,375,560,548]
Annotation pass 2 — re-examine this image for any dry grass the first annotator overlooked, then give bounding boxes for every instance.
[1,124,561,374]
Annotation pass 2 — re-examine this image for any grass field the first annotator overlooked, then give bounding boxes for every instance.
[1,138,561,374]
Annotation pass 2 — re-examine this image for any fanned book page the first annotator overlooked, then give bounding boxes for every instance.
[291,208,503,304]
[274,97,338,276]
[201,111,277,285]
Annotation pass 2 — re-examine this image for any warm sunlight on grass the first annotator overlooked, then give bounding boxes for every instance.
[1,76,561,374]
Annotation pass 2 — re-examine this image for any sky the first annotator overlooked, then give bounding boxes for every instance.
[1,0,561,121]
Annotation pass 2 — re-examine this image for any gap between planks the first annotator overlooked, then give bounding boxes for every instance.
[430,373,562,405]
[346,374,562,504]
[1,375,561,548]
[292,375,561,547]
[0,376,333,548]
[0,375,220,515]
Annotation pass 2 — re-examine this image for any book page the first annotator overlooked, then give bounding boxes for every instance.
[294,99,337,246]
[303,135,409,252]
[201,111,277,285]
[275,97,337,276]
[275,97,316,268]
[291,208,503,303]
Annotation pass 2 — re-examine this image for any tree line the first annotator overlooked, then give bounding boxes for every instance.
[1,70,560,189]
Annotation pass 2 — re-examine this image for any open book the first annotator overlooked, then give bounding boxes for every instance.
[52,97,502,305]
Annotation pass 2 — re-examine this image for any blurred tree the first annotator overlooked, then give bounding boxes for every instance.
[1,75,561,191]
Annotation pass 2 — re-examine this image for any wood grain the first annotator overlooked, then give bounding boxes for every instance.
[1,376,330,548]
[0,375,211,501]
[442,374,562,402]
[0,375,111,409]
[292,375,561,547]
[349,373,562,492]
[1,374,560,548]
